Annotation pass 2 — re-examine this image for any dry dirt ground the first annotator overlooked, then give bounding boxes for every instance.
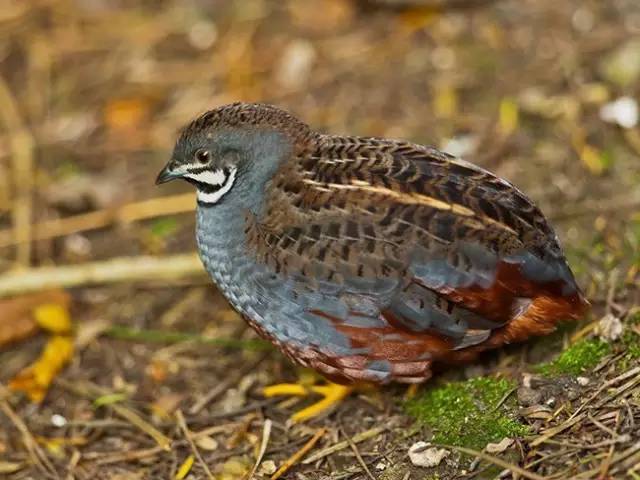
[1,1,639,479]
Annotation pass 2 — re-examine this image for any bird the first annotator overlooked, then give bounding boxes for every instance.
[156,102,589,421]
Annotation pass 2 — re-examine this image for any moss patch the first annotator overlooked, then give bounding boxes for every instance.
[622,312,640,360]
[405,377,527,450]
[536,338,611,376]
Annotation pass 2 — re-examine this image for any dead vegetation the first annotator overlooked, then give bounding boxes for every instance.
[1,0,639,478]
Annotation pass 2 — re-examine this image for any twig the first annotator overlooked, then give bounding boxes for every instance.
[189,353,271,414]
[247,418,272,480]
[0,253,205,297]
[0,192,196,249]
[0,73,35,265]
[568,366,640,422]
[176,410,214,480]
[303,426,386,464]
[90,446,165,465]
[110,403,172,450]
[440,444,547,480]
[341,427,376,480]
[529,413,584,447]
[0,386,58,479]
[271,428,326,480]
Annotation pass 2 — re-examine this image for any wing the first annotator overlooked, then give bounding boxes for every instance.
[247,135,587,355]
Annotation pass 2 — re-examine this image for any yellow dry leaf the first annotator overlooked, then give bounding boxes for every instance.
[218,456,252,480]
[434,86,458,119]
[498,97,519,136]
[580,144,608,175]
[35,435,87,458]
[9,334,74,403]
[175,455,194,480]
[33,303,72,334]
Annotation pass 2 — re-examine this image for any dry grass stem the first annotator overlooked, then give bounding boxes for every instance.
[0,253,205,297]
[271,428,326,480]
[0,192,196,249]
[0,74,35,266]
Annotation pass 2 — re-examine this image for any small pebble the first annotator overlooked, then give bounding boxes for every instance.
[576,376,590,386]
[51,414,67,427]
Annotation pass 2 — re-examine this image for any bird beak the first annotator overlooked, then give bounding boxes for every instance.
[155,161,180,185]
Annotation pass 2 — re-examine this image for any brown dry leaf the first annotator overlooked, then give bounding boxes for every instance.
[287,0,355,33]
[0,290,69,348]
[103,96,152,147]
[146,358,169,383]
[150,393,184,420]
[398,7,441,32]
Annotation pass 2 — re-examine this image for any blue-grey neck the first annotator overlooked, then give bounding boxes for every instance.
[194,129,291,313]
[196,129,291,248]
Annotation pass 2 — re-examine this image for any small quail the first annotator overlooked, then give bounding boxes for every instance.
[156,102,588,420]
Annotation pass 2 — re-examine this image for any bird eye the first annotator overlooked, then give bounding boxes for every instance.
[194,149,210,164]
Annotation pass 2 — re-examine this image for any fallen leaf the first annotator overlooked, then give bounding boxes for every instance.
[599,39,640,87]
[150,393,184,420]
[433,86,458,119]
[104,97,150,133]
[485,437,514,454]
[408,441,449,468]
[0,291,69,348]
[0,461,23,474]
[399,7,440,31]
[596,313,623,341]
[195,435,219,451]
[103,96,152,148]
[33,303,72,334]
[257,459,276,476]
[218,456,252,480]
[498,97,519,137]
[174,454,194,480]
[580,144,611,175]
[9,335,74,402]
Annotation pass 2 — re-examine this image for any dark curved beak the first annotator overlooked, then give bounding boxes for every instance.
[155,162,179,185]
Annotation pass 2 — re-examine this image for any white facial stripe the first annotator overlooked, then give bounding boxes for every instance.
[196,167,237,204]
[184,169,226,185]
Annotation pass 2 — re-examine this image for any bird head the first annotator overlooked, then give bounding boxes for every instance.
[156,102,314,207]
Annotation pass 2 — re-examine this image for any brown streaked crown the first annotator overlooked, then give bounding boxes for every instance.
[179,102,318,153]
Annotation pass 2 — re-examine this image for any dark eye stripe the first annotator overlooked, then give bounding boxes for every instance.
[186,166,212,174]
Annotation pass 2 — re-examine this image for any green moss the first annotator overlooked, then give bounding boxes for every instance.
[622,312,640,360]
[405,377,528,450]
[536,338,611,376]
